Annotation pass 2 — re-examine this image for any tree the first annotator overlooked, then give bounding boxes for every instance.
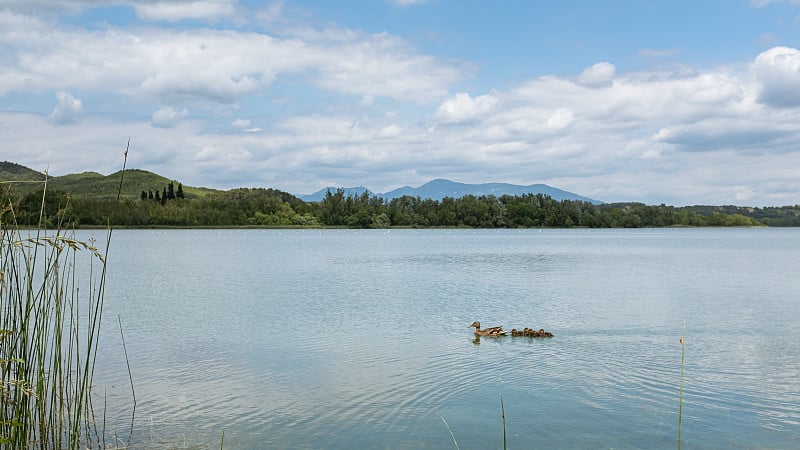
[372,213,390,228]
[141,190,147,201]
[319,188,346,226]
[176,183,185,199]
[155,190,161,201]
[161,187,168,204]
[167,181,175,200]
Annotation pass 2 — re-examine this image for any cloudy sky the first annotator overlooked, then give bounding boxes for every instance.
[2,0,800,205]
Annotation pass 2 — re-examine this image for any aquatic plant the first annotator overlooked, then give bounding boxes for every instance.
[678,320,686,450]
[500,394,507,450]
[0,145,128,448]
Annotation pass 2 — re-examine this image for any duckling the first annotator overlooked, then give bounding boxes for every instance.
[523,327,533,337]
[514,327,554,337]
[469,321,507,336]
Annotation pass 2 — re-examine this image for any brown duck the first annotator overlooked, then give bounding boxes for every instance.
[469,321,507,336]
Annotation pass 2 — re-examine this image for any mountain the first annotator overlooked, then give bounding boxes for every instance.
[3,162,600,204]
[383,179,601,203]
[0,161,47,182]
[299,186,372,202]
[1,163,218,200]
[300,179,602,204]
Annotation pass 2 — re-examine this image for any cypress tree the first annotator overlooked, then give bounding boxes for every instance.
[148,190,154,199]
[141,190,147,201]
[176,183,184,199]
[155,190,161,201]
[161,187,167,204]
[167,181,175,200]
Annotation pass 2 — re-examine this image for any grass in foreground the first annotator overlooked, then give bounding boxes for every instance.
[0,194,110,447]
[0,146,128,448]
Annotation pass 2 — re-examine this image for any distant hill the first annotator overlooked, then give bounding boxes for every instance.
[3,162,600,205]
[0,163,217,200]
[0,161,47,182]
[299,186,373,202]
[48,169,219,200]
[300,179,602,204]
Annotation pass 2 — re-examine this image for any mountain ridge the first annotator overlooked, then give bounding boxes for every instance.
[2,161,601,204]
[300,178,602,204]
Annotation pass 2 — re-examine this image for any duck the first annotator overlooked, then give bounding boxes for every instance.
[469,321,507,336]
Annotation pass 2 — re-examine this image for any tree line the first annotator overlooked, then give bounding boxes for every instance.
[4,186,798,229]
[140,181,185,203]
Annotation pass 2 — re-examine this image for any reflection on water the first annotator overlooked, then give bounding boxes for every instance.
[85,228,800,449]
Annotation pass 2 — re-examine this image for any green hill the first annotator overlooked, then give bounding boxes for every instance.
[48,168,218,200]
[0,161,47,183]
[1,163,218,200]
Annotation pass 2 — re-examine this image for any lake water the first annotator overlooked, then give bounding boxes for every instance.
[84,228,800,449]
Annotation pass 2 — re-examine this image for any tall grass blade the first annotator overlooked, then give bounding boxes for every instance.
[678,319,686,450]
[500,394,507,450]
[118,314,136,443]
[438,412,460,450]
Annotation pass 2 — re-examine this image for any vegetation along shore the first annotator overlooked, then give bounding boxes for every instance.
[3,161,799,228]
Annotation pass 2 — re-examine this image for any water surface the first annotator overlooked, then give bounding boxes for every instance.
[87,228,800,448]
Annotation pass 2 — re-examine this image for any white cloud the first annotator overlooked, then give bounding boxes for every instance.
[49,91,82,124]
[231,118,261,132]
[546,109,574,130]
[0,0,238,21]
[378,124,402,138]
[310,31,465,102]
[133,1,237,22]
[753,46,800,107]
[434,92,499,124]
[231,118,251,129]
[151,106,187,128]
[577,62,616,87]
[359,95,375,107]
[0,12,461,106]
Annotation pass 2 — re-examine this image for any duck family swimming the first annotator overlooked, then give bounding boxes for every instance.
[470,321,553,338]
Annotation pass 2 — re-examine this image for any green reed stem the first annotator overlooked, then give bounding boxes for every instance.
[500,394,507,450]
[678,319,686,450]
[118,314,137,444]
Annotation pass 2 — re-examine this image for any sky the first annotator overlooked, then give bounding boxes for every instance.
[2,0,800,206]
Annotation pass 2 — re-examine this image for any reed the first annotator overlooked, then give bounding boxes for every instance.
[500,394,507,450]
[678,319,686,450]
[437,410,460,450]
[0,147,127,448]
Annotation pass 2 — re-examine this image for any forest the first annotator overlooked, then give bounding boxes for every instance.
[4,186,799,229]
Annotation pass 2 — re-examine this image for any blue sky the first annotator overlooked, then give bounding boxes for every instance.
[2,0,800,205]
